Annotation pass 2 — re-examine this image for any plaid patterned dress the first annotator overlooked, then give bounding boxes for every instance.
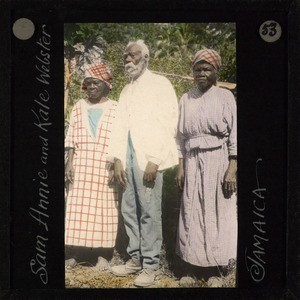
[65,99,118,248]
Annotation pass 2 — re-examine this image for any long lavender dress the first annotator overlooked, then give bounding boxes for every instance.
[176,85,237,267]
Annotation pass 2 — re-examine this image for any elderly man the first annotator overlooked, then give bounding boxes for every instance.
[108,40,178,287]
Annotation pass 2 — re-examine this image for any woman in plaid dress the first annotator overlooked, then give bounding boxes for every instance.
[65,63,119,269]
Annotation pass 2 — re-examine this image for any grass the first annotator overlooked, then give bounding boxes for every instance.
[65,248,236,289]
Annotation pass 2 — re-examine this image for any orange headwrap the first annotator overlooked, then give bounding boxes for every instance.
[192,49,222,70]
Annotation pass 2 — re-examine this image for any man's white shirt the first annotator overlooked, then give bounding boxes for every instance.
[107,69,179,171]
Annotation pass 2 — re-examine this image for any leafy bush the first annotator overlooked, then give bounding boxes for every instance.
[64,22,236,118]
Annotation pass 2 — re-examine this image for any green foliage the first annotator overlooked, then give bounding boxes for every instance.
[65,22,236,114]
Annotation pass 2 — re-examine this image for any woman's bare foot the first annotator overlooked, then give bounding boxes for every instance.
[96,256,109,271]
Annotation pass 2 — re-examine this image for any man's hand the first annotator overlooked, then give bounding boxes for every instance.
[114,159,127,188]
[144,161,159,183]
[108,167,115,185]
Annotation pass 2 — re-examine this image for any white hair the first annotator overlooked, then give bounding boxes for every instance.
[126,39,150,60]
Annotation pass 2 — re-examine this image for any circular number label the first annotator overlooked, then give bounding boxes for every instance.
[12,18,35,40]
[259,20,282,43]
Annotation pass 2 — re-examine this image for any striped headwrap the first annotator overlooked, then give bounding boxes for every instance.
[192,49,222,70]
[82,63,112,90]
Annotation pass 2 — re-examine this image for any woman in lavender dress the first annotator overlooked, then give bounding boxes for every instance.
[175,49,237,283]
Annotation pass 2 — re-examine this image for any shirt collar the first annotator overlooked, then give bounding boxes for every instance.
[194,84,216,97]
[130,68,150,85]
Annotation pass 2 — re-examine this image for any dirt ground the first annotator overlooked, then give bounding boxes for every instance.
[65,250,236,289]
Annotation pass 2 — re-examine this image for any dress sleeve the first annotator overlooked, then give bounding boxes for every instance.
[224,90,237,156]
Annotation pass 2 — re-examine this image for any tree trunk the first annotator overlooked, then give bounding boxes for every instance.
[64,58,71,116]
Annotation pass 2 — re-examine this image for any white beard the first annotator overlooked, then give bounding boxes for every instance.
[125,60,146,79]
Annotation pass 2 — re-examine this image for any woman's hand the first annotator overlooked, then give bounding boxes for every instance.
[114,159,127,188]
[65,162,75,183]
[175,158,185,191]
[65,148,75,183]
[223,159,237,198]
